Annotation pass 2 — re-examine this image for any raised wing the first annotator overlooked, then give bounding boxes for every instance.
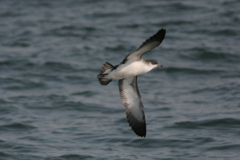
[118,76,146,137]
[122,29,166,63]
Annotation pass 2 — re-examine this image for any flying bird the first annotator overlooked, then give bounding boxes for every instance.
[97,29,166,137]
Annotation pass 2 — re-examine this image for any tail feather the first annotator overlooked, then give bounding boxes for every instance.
[98,62,114,85]
[100,62,113,74]
[98,78,112,85]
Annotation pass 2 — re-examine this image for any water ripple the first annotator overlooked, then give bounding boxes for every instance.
[172,118,240,129]
[164,67,223,75]
[124,138,192,148]
[71,91,97,97]
[207,144,240,151]
[182,47,240,62]
[44,61,78,72]
[59,154,94,159]
[0,123,36,131]
[0,77,46,90]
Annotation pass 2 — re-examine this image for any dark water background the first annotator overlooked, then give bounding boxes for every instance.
[1,0,240,159]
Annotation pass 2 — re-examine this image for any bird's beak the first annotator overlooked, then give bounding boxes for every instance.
[158,64,164,68]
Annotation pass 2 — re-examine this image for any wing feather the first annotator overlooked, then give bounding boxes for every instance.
[122,29,166,63]
[118,76,146,137]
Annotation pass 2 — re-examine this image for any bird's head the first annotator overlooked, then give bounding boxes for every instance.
[145,60,164,70]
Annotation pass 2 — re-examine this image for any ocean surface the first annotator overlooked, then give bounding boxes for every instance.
[0,0,240,159]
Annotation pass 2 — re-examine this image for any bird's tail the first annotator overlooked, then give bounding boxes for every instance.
[97,62,113,85]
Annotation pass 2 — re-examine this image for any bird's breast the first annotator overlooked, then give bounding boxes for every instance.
[110,61,148,79]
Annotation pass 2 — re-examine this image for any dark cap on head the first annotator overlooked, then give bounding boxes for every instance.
[145,60,158,65]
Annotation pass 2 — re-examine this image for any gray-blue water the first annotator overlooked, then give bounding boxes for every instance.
[1,0,240,159]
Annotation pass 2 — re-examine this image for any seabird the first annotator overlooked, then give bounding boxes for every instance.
[97,29,166,137]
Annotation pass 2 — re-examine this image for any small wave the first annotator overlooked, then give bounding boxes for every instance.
[89,12,126,18]
[181,47,240,63]
[0,99,7,104]
[207,144,240,151]
[195,51,228,60]
[0,11,21,17]
[0,77,46,90]
[0,151,10,157]
[124,138,192,148]
[154,20,194,27]
[191,81,240,94]
[0,59,35,70]
[105,45,129,52]
[170,2,200,11]
[115,117,128,124]
[59,154,93,159]
[42,25,97,38]
[116,23,140,29]
[43,28,81,38]
[58,25,96,32]
[80,68,101,72]
[164,67,223,75]
[47,94,67,101]
[0,60,13,66]
[0,123,36,131]
[64,75,90,84]
[96,137,129,143]
[71,91,97,97]
[44,61,78,72]
[15,94,107,113]
[186,48,228,59]
[0,104,18,115]
[52,100,105,112]
[23,73,62,81]
[193,137,215,145]
[8,40,30,47]
[220,10,235,17]
[152,107,171,112]
[211,29,238,36]
[187,28,238,37]
[172,118,240,129]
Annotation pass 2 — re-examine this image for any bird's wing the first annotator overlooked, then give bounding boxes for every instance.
[122,29,166,63]
[118,76,146,137]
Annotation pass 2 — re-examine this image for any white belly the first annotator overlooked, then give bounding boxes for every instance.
[108,60,150,80]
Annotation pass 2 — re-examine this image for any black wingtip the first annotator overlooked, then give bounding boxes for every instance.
[126,111,147,138]
[159,28,166,33]
[137,28,166,52]
[156,28,166,42]
[157,28,166,36]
